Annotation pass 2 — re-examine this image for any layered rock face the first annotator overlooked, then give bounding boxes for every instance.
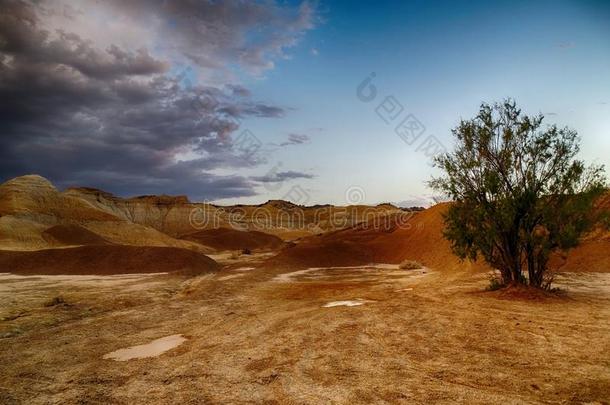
[0,175,204,251]
[64,184,408,239]
[0,175,407,251]
[0,175,608,276]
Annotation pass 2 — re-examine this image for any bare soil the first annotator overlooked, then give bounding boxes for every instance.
[1,257,608,404]
[181,227,286,252]
[0,245,219,275]
[41,224,111,246]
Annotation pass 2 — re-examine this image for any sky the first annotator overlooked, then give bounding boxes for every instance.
[1,0,609,206]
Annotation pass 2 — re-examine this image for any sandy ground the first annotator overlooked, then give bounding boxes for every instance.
[1,260,609,404]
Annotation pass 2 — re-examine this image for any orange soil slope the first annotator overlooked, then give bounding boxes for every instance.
[271,200,610,273]
[269,205,468,270]
[41,224,111,246]
[548,192,610,273]
[181,227,285,251]
[0,245,219,275]
[549,240,610,273]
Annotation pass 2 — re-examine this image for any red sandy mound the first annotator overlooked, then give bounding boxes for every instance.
[272,199,610,275]
[270,204,474,270]
[547,192,610,273]
[182,227,285,251]
[0,245,219,275]
[42,224,111,246]
[270,239,376,268]
[486,284,564,301]
[549,240,610,273]
[367,204,456,265]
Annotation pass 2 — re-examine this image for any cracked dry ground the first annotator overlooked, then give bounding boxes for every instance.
[1,264,609,404]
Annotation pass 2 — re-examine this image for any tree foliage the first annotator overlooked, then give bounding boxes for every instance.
[430,100,607,287]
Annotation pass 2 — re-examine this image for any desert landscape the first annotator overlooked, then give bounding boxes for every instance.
[1,175,609,403]
[2,1,610,404]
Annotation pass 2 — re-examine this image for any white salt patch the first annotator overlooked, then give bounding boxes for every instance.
[323,300,364,307]
[372,264,400,270]
[273,268,317,282]
[103,334,186,361]
[273,264,399,282]
[233,267,256,271]
[322,298,374,308]
[218,274,244,281]
[207,253,233,260]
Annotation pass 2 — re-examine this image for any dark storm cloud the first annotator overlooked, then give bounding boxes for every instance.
[280,133,310,146]
[218,103,285,119]
[0,8,169,79]
[251,170,315,183]
[0,0,316,200]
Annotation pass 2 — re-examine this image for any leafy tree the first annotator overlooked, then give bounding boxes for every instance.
[430,100,606,288]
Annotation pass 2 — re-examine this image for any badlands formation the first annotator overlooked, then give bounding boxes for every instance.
[4,174,607,274]
[0,174,609,403]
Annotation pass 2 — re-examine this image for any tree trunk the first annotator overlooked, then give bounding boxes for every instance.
[525,245,546,288]
[532,252,549,288]
[499,267,512,285]
[526,244,536,286]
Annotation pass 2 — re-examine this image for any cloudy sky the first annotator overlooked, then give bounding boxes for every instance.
[1,0,609,205]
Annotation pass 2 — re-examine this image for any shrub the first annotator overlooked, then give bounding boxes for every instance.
[44,296,66,307]
[399,259,422,270]
[430,99,607,288]
[487,275,505,291]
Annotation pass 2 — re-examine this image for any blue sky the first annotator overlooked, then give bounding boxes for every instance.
[2,0,608,205]
[223,0,610,205]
